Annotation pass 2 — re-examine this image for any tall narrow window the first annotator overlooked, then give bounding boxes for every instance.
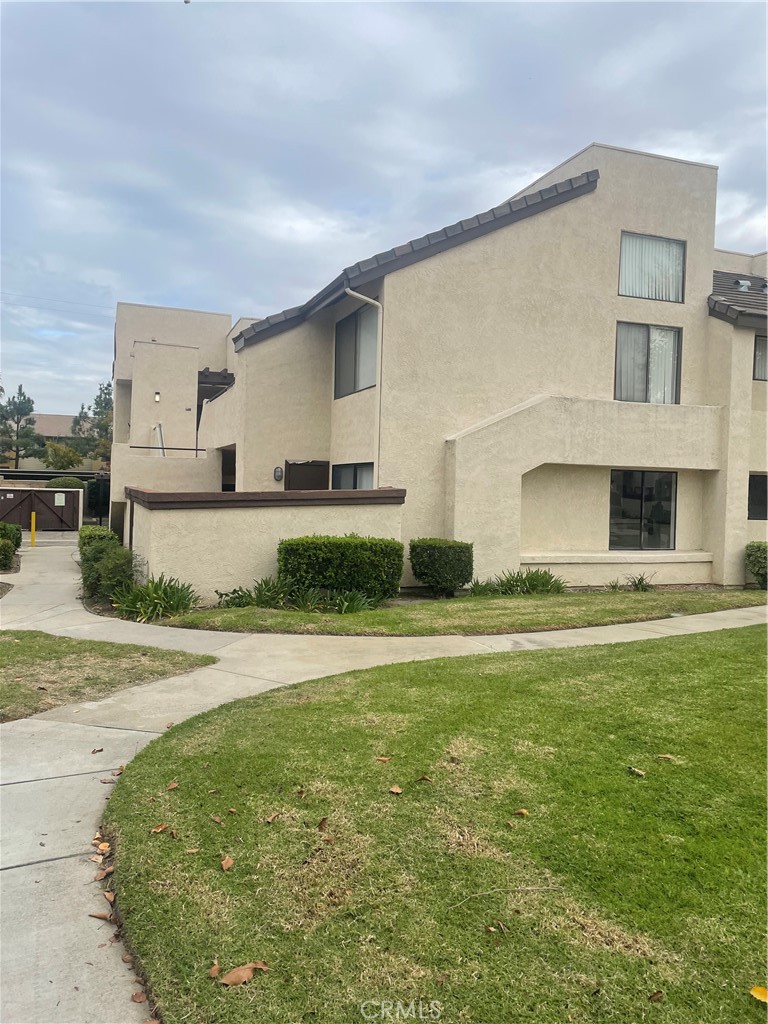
[619,232,685,302]
[610,470,677,550]
[334,304,378,399]
[332,462,374,490]
[615,323,680,404]
[754,336,767,381]
[748,474,767,520]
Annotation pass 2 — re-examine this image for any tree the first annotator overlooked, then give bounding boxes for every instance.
[72,382,113,464]
[41,441,83,471]
[0,385,44,468]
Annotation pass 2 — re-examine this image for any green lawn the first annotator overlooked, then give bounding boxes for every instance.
[105,626,766,1024]
[0,631,215,722]
[167,589,766,636]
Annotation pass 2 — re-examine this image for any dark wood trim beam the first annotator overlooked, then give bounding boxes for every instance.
[124,487,406,511]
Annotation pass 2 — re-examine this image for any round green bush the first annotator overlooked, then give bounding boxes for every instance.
[81,541,135,601]
[745,541,767,590]
[46,477,86,491]
[409,538,474,597]
[0,522,22,550]
[0,538,15,571]
[79,525,119,556]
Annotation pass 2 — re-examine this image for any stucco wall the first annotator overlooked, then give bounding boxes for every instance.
[520,463,706,555]
[330,386,377,468]
[130,500,403,604]
[238,317,334,490]
[521,552,713,587]
[114,303,231,381]
[110,444,221,529]
[129,341,200,455]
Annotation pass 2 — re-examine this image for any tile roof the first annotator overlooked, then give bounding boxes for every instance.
[233,169,600,349]
[708,270,767,327]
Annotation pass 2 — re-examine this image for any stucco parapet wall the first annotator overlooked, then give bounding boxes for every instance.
[446,395,723,472]
[124,488,407,510]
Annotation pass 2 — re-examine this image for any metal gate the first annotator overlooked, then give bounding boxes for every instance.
[0,488,81,531]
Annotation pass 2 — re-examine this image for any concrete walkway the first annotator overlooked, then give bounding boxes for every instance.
[1,537,765,1023]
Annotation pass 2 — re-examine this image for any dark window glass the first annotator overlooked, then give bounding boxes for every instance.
[748,474,767,520]
[610,470,677,550]
[334,304,378,399]
[331,462,374,490]
[754,336,767,381]
[615,322,680,404]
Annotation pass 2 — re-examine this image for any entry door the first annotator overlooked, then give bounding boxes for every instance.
[284,461,329,490]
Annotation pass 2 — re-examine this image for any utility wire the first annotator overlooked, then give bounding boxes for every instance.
[0,291,114,311]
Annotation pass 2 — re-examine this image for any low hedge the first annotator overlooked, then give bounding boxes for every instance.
[409,538,474,597]
[81,539,135,600]
[79,524,119,556]
[0,522,22,550]
[0,538,14,571]
[745,541,767,589]
[46,477,86,491]
[277,535,404,599]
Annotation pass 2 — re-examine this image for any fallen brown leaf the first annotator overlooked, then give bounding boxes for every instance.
[166,781,179,790]
[131,992,147,1003]
[208,958,220,978]
[218,961,269,986]
[512,809,530,817]
[104,892,115,904]
[185,848,200,855]
[98,842,111,852]
[211,815,223,825]
[628,766,646,778]
[416,775,433,783]
[264,812,279,824]
[750,986,768,1003]
[111,766,125,777]
[228,808,237,814]
[165,722,174,729]
[649,991,664,1003]
[94,867,114,881]
[88,912,114,922]
[150,824,168,834]
[100,778,116,785]
[122,953,134,964]
[89,855,103,864]
[389,785,403,795]
[375,757,391,763]
[221,856,234,872]
[317,817,328,831]
[90,748,103,755]
[656,754,675,761]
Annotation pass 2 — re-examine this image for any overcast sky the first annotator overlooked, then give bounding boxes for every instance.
[1,1,765,413]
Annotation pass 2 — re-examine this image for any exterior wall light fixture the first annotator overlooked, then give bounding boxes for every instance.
[273,466,284,482]
[154,392,160,402]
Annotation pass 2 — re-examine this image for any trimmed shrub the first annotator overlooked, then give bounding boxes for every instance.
[278,535,404,599]
[745,541,767,589]
[409,538,473,597]
[0,538,14,571]
[79,525,119,556]
[112,575,199,622]
[0,522,22,550]
[46,477,85,491]
[81,543,135,601]
[625,572,655,592]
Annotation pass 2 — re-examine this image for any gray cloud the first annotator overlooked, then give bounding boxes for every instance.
[1,1,765,411]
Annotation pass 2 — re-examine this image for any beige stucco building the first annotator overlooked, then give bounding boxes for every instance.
[111,144,767,600]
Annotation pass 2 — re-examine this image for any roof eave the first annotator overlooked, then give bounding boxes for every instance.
[708,296,767,329]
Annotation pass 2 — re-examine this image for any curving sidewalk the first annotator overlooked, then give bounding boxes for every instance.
[1,536,765,1024]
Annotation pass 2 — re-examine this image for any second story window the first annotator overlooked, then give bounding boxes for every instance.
[332,462,374,490]
[615,322,681,404]
[754,335,767,381]
[334,304,377,399]
[619,232,685,302]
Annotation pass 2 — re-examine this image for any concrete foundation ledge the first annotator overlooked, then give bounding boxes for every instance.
[521,551,714,587]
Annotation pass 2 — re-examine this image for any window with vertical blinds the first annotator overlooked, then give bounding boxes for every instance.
[615,322,680,404]
[754,335,767,381]
[619,232,685,302]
